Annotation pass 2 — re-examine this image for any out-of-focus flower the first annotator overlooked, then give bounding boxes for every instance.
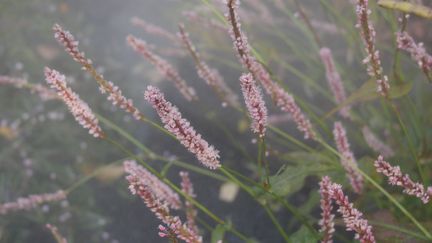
[362,126,394,157]
[0,190,66,215]
[46,224,68,243]
[180,171,199,234]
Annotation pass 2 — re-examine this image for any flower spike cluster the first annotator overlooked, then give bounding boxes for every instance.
[319,176,376,243]
[374,155,432,203]
[127,35,198,101]
[53,24,144,120]
[333,122,363,194]
[144,86,220,169]
[225,0,315,139]
[396,31,432,79]
[124,160,181,209]
[44,67,104,138]
[355,0,390,96]
[362,126,394,158]
[0,190,66,215]
[125,172,202,243]
[319,47,350,118]
[239,73,267,137]
[177,24,239,108]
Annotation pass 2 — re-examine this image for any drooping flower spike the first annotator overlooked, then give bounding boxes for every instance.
[319,176,376,243]
[333,122,363,194]
[355,0,390,96]
[124,160,181,209]
[177,23,239,108]
[225,0,315,139]
[44,67,104,138]
[53,23,144,120]
[127,35,198,102]
[0,190,66,215]
[375,155,432,204]
[362,126,394,158]
[144,86,220,169]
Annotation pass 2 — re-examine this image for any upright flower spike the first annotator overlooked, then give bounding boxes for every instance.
[126,174,202,243]
[144,86,220,169]
[239,73,267,138]
[177,24,240,108]
[362,126,394,158]
[124,160,181,209]
[325,178,376,243]
[355,0,390,96]
[319,48,350,118]
[333,122,363,194]
[396,31,432,79]
[180,171,199,235]
[52,24,144,120]
[127,35,198,102]
[319,176,335,243]
[44,67,104,138]
[0,190,66,215]
[225,0,315,139]
[374,155,432,203]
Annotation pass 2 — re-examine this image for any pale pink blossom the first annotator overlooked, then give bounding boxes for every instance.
[0,75,27,87]
[126,175,202,243]
[319,48,350,118]
[396,31,432,78]
[333,122,363,194]
[53,24,144,120]
[46,224,68,243]
[44,67,104,138]
[180,171,199,235]
[53,23,92,67]
[131,17,178,42]
[239,73,267,137]
[127,35,197,101]
[0,190,66,215]
[177,24,239,108]
[362,127,394,157]
[375,155,432,203]
[124,160,181,209]
[225,0,315,139]
[355,0,389,96]
[144,86,220,169]
[0,76,57,100]
[319,176,335,243]
[325,178,376,243]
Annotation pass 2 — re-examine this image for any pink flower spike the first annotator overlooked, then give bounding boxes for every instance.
[124,160,181,209]
[0,190,66,215]
[333,122,363,194]
[144,86,220,169]
[396,31,432,78]
[319,176,335,243]
[239,73,267,138]
[374,155,431,203]
[319,47,350,118]
[127,35,198,101]
[362,126,394,157]
[327,180,376,243]
[125,176,202,243]
[355,0,390,96]
[53,23,92,67]
[44,67,104,138]
[131,17,178,42]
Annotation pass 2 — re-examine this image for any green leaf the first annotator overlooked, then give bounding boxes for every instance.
[211,224,226,243]
[325,79,413,118]
[291,226,320,242]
